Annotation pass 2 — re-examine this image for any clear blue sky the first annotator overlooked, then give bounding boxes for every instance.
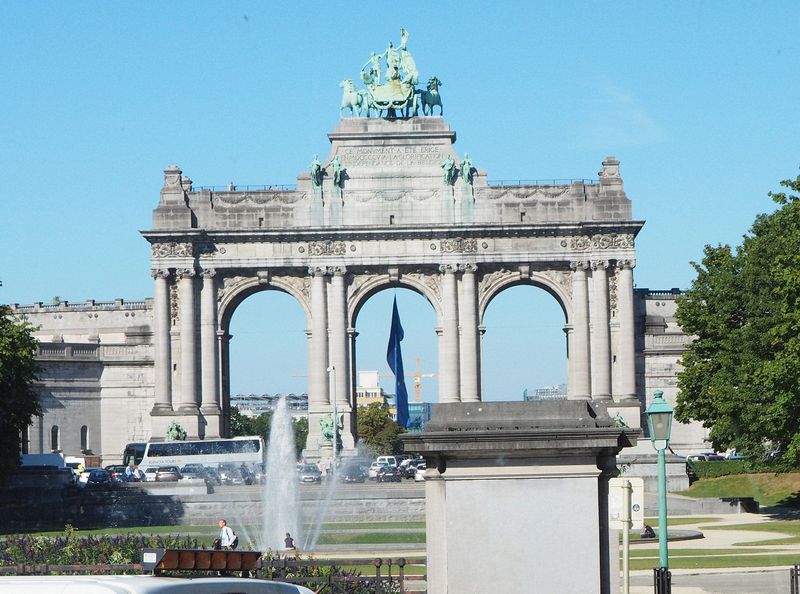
[1,3,798,400]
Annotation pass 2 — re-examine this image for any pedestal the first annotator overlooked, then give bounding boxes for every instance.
[401,401,639,594]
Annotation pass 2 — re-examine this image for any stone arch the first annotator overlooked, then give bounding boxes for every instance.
[478,269,572,326]
[348,271,442,328]
[218,274,311,333]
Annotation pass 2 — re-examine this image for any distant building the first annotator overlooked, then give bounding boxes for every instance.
[355,371,387,408]
[407,402,432,432]
[523,384,567,401]
[230,393,308,418]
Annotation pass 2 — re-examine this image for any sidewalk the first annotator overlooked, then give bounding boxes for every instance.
[627,512,800,593]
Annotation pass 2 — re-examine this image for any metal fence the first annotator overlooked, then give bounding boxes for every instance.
[791,564,800,594]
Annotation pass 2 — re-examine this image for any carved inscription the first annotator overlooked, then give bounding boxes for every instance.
[560,234,634,251]
[440,238,478,253]
[338,145,445,168]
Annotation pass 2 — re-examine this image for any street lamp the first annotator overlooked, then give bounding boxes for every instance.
[326,366,338,471]
[645,389,673,593]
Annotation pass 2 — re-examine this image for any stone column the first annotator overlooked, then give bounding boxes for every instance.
[151,269,173,411]
[590,260,612,400]
[569,261,591,400]
[177,268,199,411]
[459,264,480,402]
[440,264,461,403]
[329,268,349,408]
[616,259,637,401]
[200,268,220,414]
[309,267,330,411]
[329,267,354,449]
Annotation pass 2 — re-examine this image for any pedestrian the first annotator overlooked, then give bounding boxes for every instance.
[284,532,295,549]
[218,519,236,550]
[125,462,137,482]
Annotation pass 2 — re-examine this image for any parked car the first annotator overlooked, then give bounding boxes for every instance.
[155,466,182,482]
[376,466,402,483]
[368,461,388,480]
[142,467,159,482]
[376,456,398,468]
[104,464,127,483]
[82,468,111,488]
[702,452,726,461]
[298,464,322,484]
[180,464,210,483]
[726,450,746,461]
[339,463,367,483]
[218,465,254,486]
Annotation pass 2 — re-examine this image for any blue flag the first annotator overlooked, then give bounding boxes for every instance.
[386,297,410,428]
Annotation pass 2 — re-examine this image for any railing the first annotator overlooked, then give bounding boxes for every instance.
[792,564,800,594]
[261,556,424,593]
[193,184,297,192]
[653,566,671,593]
[488,178,598,187]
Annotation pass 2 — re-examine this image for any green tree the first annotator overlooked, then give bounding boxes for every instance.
[0,306,41,482]
[293,416,309,457]
[229,407,272,438]
[675,172,800,461]
[356,402,405,455]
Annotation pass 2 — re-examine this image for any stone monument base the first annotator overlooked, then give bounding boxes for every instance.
[402,400,638,594]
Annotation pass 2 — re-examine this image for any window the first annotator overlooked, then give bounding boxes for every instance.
[51,425,60,452]
[21,426,29,454]
[80,425,88,452]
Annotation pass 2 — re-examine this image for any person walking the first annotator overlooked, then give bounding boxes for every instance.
[218,519,235,550]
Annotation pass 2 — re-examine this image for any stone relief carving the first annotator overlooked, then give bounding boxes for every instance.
[404,271,441,305]
[152,242,193,258]
[538,270,573,301]
[308,241,347,256]
[217,275,250,302]
[477,186,570,202]
[214,191,304,207]
[440,238,478,253]
[169,281,179,324]
[478,268,515,303]
[608,268,619,317]
[272,274,311,305]
[560,234,634,251]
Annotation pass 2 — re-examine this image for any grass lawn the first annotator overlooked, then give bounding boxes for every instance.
[317,532,426,545]
[629,548,781,558]
[678,473,800,507]
[643,516,720,527]
[630,553,800,571]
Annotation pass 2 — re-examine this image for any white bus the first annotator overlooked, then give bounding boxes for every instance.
[137,436,264,470]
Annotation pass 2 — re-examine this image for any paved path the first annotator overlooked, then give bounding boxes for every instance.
[627,513,800,593]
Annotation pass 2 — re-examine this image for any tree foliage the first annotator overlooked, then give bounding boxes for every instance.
[675,173,800,461]
[356,402,405,455]
[293,416,309,456]
[0,305,41,482]
[229,407,272,438]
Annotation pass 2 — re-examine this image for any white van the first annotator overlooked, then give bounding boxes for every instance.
[376,455,397,467]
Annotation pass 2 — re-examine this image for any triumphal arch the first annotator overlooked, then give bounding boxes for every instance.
[142,30,643,460]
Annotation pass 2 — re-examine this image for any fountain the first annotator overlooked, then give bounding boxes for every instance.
[260,396,302,551]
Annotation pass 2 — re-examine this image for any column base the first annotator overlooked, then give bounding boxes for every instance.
[150,403,174,414]
[592,394,612,401]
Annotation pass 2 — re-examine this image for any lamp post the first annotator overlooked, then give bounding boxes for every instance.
[326,366,338,472]
[645,389,673,593]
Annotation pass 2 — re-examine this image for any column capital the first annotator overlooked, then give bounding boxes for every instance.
[200,268,217,279]
[151,268,171,280]
[439,264,458,274]
[308,266,329,277]
[591,260,610,271]
[617,259,636,270]
[330,265,347,276]
[570,260,590,272]
[459,263,478,273]
[176,267,196,279]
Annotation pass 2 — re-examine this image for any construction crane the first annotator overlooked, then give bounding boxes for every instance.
[411,357,436,402]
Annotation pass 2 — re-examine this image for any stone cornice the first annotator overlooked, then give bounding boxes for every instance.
[141,220,645,246]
